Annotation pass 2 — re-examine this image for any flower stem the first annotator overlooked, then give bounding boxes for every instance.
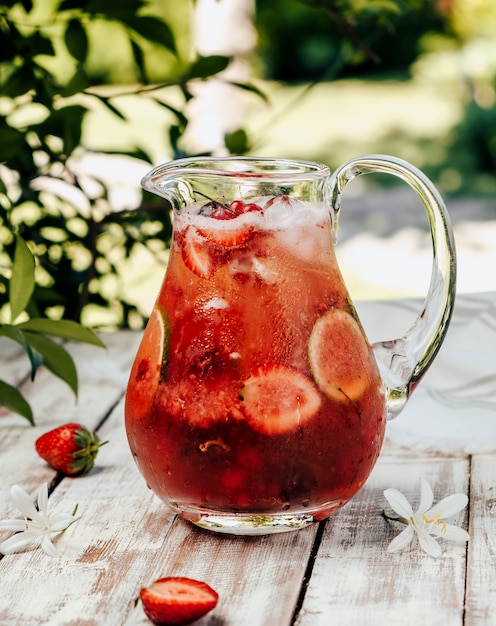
[381,509,401,522]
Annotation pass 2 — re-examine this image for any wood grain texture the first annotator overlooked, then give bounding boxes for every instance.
[465,454,496,626]
[0,387,317,625]
[0,309,494,625]
[0,332,141,516]
[295,450,470,626]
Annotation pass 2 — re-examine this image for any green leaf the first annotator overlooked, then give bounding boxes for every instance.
[10,235,35,323]
[22,332,78,397]
[20,0,34,11]
[92,95,127,121]
[225,128,250,155]
[169,125,182,155]
[17,318,106,348]
[186,55,230,80]
[227,81,269,103]
[81,0,145,19]
[62,64,91,97]
[0,325,43,380]
[36,104,88,157]
[356,0,401,13]
[0,380,34,425]
[2,64,37,98]
[26,31,55,57]
[151,98,188,126]
[65,19,89,62]
[0,124,26,163]
[97,147,152,163]
[130,40,147,83]
[125,15,176,54]
[58,0,87,9]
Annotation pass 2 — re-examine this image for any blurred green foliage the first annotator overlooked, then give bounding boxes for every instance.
[256,0,445,81]
[254,0,496,195]
[1,0,495,338]
[0,0,242,332]
[0,0,252,420]
[0,0,418,337]
[1,0,495,421]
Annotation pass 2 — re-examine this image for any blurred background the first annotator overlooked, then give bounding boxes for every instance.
[1,0,495,329]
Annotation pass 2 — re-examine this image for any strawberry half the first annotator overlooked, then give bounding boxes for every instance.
[140,577,219,626]
[35,422,107,475]
[240,364,322,435]
[181,226,214,278]
[196,222,254,248]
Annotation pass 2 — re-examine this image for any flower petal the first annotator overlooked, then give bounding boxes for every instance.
[41,535,59,558]
[50,513,77,533]
[417,478,434,515]
[387,524,414,553]
[0,519,30,532]
[0,531,39,555]
[37,483,49,516]
[430,523,470,543]
[417,531,442,557]
[427,494,468,520]
[384,488,413,519]
[10,485,38,520]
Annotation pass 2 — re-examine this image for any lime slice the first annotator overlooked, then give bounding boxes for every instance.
[126,306,170,421]
[240,364,322,435]
[308,308,372,402]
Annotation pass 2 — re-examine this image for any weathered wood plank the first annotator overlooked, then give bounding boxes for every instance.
[0,392,317,626]
[465,453,496,626]
[294,450,470,626]
[0,397,178,625]
[123,518,318,626]
[0,331,141,518]
[2,293,494,626]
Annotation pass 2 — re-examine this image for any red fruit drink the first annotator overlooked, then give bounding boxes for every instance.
[125,195,386,533]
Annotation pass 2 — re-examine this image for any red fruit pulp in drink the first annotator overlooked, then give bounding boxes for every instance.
[125,197,386,525]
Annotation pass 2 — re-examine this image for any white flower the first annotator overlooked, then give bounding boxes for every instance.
[0,483,78,557]
[383,478,470,558]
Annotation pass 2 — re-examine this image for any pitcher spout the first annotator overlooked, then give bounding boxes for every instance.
[141,163,197,211]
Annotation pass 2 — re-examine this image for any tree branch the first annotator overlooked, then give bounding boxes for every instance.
[303,0,382,65]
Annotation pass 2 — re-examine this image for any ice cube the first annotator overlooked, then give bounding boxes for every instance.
[203,297,229,310]
[229,255,279,285]
[262,195,300,229]
[252,258,278,284]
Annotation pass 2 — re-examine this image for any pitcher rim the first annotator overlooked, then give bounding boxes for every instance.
[142,156,331,186]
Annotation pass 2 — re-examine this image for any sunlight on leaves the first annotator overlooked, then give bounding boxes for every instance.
[9,236,35,324]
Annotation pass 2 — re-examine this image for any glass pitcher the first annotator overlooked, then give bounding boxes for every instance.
[124,155,456,535]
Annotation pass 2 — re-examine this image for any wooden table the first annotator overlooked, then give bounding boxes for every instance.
[1,292,495,625]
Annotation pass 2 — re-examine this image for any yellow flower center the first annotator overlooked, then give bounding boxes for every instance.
[421,513,447,534]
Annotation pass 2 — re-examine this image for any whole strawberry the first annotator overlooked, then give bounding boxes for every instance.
[140,577,219,625]
[35,422,107,475]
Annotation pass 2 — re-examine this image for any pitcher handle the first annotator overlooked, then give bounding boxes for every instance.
[328,155,457,420]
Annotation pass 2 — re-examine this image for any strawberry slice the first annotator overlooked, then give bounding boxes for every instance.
[211,206,237,220]
[181,226,213,278]
[199,199,262,220]
[196,222,254,248]
[228,200,263,215]
[240,364,322,435]
[140,577,219,626]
